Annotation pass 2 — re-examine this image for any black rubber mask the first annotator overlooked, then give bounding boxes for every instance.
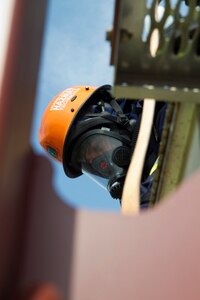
[71,129,131,199]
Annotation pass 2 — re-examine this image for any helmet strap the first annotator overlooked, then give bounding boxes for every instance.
[83,98,133,132]
[110,99,130,127]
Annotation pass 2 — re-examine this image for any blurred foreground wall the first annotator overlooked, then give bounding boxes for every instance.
[1,1,200,299]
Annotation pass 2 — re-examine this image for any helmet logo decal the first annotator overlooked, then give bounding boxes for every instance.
[99,161,109,170]
[50,88,80,111]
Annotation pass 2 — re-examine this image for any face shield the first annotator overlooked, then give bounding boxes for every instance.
[71,129,132,199]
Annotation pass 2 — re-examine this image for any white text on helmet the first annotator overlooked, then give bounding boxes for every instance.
[50,88,80,111]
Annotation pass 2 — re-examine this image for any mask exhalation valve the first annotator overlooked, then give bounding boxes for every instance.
[108,177,125,199]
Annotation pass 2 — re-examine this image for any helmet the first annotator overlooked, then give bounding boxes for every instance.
[39,84,137,200]
[39,84,111,164]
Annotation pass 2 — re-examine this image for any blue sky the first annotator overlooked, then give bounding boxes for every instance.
[31,0,120,211]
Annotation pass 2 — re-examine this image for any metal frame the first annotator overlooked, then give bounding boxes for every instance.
[109,0,200,102]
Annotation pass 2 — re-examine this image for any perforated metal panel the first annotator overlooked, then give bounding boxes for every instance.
[110,0,200,102]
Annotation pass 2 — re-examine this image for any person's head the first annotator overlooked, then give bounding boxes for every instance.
[39,85,138,200]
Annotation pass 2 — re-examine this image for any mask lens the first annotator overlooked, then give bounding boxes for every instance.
[74,134,122,174]
[89,151,113,178]
[72,132,131,198]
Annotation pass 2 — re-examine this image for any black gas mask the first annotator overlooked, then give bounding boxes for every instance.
[71,128,132,199]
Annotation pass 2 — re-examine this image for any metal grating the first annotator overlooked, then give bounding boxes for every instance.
[110,0,200,102]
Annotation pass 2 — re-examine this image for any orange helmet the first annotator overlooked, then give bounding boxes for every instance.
[39,85,111,177]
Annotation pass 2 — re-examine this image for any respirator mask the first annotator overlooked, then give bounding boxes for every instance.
[71,128,132,199]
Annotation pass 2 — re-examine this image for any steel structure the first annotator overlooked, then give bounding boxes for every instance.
[109,0,200,102]
[108,0,200,202]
